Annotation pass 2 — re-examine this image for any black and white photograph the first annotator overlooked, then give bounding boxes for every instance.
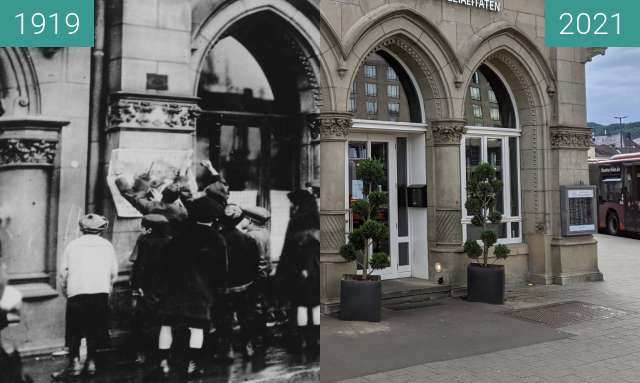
[0,0,320,382]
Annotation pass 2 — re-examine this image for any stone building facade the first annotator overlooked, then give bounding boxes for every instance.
[1,0,323,353]
[318,0,603,313]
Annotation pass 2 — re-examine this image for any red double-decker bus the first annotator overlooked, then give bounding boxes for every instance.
[589,153,640,235]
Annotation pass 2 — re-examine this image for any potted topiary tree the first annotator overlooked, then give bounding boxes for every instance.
[463,162,511,304]
[339,158,390,322]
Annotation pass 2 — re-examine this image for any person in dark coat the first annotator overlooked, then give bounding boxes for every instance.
[212,204,260,359]
[129,214,172,365]
[154,197,226,378]
[238,206,272,337]
[275,190,320,348]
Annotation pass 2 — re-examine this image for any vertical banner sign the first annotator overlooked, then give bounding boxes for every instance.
[0,0,94,47]
[546,0,640,47]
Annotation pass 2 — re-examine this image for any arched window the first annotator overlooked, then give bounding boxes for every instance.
[348,51,421,123]
[462,64,522,243]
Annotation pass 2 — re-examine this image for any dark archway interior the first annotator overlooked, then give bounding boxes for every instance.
[197,11,318,203]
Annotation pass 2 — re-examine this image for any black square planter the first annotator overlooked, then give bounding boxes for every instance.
[339,275,381,322]
[467,263,505,304]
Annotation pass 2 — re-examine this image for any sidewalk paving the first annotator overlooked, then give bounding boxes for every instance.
[19,335,319,382]
[327,234,640,383]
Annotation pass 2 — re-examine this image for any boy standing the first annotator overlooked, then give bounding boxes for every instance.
[52,214,118,380]
[129,214,171,365]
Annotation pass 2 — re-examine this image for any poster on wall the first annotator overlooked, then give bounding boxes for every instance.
[107,149,196,218]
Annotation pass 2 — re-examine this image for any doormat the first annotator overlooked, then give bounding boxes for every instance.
[503,301,628,328]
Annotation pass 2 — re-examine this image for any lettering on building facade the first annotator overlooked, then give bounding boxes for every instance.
[446,0,502,13]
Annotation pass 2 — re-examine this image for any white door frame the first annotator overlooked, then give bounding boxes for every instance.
[348,132,410,280]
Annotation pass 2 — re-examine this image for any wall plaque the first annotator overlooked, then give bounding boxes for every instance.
[560,185,597,236]
[146,73,168,91]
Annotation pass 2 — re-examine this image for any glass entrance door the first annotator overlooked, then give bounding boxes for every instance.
[348,134,411,279]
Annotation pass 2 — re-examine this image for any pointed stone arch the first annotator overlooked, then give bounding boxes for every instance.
[190,0,325,112]
[463,33,559,280]
[336,16,457,121]
[0,48,41,116]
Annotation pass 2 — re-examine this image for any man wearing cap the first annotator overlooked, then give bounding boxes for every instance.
[52,214,118,380]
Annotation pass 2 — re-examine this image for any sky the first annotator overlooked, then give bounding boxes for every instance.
[586,48,640,125]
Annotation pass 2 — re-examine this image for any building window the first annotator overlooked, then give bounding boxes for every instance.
[388,85,399,98]
[388,102,400,115]
[472,72,480,84]
[472,104,483,119]
[366,101,377,114]
[348,96,356,112]
[364,64,377,79]
[488,89,497,103]
[470,86,481,101]
[350,51,420,123]
[387,67,398,81]
[365,83,377,97]
[462,65,521,244]
[490,107,500,121]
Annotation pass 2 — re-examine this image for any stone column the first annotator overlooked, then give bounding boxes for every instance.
[429,120,467,289]
[316,112,353,314]
[549,126,602,284]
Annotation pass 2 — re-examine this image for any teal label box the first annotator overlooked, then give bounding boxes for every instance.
[546,0,640,47]
[0,0,94,47]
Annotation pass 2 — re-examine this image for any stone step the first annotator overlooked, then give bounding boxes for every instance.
[381,278,451,309]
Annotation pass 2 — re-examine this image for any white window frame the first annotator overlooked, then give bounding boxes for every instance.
[388,102,400,115]
[461,128,522,244]
[461,63,522,245]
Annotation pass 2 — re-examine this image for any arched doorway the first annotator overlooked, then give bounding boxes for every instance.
[195,10,320,260]
[347,48,428,280]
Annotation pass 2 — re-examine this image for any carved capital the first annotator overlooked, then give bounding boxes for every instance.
[107,93,201,132]
[583,47,607,63]
[0,139,58,166]
[431,120,467,146]
[311,112,352,142]
[550,126,592,150]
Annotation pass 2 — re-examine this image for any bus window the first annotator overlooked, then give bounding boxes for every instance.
[601,179,622,203]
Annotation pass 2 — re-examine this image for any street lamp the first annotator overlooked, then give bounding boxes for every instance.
[614,115,628,149]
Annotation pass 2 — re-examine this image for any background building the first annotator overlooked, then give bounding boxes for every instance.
[318,0,603,313]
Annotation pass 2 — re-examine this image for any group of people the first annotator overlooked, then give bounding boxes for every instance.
[51,161,320,380]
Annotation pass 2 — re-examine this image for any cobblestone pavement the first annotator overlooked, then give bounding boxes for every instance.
[338,234,640,383]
